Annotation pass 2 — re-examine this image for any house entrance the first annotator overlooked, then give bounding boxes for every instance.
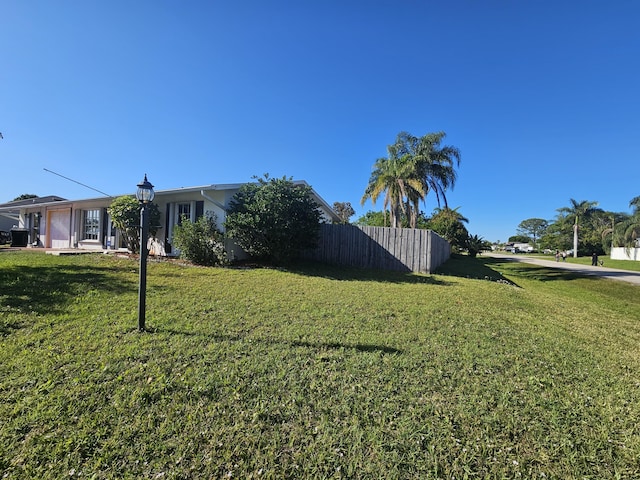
[47,209,71,249]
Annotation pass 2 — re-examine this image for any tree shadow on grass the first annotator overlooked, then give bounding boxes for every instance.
[0,320,22,336]
[439,254,607,285]
[275,260,451,286]
[290,340,402,355]
[499,263,601,282]
[149,328,402,355]
[435,254,521,287]
[0,264,135,325]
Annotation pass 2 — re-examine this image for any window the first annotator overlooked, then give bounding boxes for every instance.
[177,203,191,225]
[83,209,100,240]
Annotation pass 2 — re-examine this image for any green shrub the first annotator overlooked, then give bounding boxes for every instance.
[107,196,160,253]
[171,215,227,266]
[224,175,322,263]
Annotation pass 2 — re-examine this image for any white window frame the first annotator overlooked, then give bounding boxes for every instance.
[82,209,101,241]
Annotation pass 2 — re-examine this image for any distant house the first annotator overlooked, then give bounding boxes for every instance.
[0,182,339,256]
[504,242,534,253]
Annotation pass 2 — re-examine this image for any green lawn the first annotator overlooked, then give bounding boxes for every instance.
[1,251,639,479]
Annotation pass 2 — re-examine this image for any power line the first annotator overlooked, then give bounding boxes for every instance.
[43,168,113,197]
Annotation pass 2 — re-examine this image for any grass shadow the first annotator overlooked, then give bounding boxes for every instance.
[435,254,521,287]
[150,327,243,343]
[145,327,402,355]
[276,260,451,286]
[290,340,402,355]
[454,255,609,284]
[0,319,23,336]
[0,264,136,316]
[501,263,601,282]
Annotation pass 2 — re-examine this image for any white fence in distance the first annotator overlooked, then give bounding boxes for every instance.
[611,247,640,262]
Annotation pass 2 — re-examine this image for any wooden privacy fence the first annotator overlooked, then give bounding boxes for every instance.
[303,224,450,274]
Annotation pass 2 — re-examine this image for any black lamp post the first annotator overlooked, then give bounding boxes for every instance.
[136,174,155,332]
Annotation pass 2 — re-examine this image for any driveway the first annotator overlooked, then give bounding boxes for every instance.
[485,253,640,285]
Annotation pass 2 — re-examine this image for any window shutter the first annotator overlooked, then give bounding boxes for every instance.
[165,204,172,254]
[196,201,204,219]
[102,208,108,246]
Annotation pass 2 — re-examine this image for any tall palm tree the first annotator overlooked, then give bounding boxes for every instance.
[557,199,600,257]
[600,214,618,252]
[360,153,424,228]
[371,131,461,228]
[386,132,421,227]
[414,131,461,209]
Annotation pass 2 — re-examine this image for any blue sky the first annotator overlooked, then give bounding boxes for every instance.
[2,1,639,242]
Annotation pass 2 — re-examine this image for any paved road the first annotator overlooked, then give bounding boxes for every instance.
[485,253,640,285]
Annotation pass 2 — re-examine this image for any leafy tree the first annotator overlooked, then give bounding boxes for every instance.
[224,175,322,263]
[332,202,355,224]
[172,214,227,266]
[580,209,618,255]
[12,194,37,201]
[107,196,160,253]
[541,222,572,252]
[426,207,469,250]
[361,131,460,229]
[508,235,531,243]
[409,211,431,230]
[516,218,548,248]
[556,199,600,257]
[355,210,390,227]
[355,210,430,229]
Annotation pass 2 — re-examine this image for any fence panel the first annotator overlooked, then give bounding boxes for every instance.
[303,224,450,273]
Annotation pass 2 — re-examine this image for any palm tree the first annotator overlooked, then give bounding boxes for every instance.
[365,131,461,229]
[615,196,640,249]
[599,211,629,253]
[414,131,461,210]
[466,234,486,258]
[556,199,600,257]
[427,206,469,248]
[361,153,425,228]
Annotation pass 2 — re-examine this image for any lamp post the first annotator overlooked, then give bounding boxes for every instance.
[136,174,155,332]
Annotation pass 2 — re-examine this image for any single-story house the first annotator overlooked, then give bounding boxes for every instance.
[0,181,340,256]
[503,242,534,253]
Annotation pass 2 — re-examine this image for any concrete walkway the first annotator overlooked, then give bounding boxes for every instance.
[485,253,640,286]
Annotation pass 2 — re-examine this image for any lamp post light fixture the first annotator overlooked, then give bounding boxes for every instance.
[136,174,155,332]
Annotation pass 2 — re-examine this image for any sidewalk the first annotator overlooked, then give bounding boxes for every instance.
[485,253,640,285]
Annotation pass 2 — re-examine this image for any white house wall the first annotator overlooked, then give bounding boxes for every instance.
[12,181,339,255]
[160,188,229,253]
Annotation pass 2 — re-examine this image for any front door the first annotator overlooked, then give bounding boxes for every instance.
[48,209,71,249]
